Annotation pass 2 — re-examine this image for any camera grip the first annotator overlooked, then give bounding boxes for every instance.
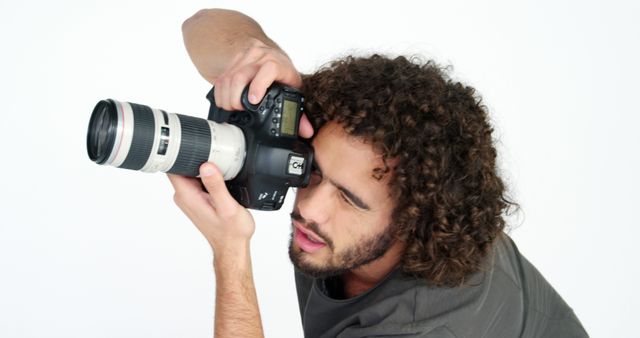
[205,86,232,123]
[205,86,259,123]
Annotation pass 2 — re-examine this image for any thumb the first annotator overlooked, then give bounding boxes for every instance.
[199,162,239,214]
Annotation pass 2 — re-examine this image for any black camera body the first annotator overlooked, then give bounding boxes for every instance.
[206,84,314,210]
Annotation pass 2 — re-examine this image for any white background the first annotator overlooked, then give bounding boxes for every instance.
[1,0,638,337]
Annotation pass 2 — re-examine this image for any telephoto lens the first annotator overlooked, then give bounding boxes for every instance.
[86,99,246,179]
[88,84,313,211]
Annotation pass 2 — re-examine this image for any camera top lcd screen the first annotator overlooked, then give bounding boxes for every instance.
[281,100,298,136]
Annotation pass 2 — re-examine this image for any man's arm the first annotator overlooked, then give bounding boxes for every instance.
[182,9,304,113]
[181,9,279,85]
[172,9,311,338]
[169,163,263,338]
[182,9,313,137]
[213,241,262,338]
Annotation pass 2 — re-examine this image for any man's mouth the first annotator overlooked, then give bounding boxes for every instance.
[293,221,327,253]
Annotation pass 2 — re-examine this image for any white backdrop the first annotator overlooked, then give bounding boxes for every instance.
[1,1,638,337]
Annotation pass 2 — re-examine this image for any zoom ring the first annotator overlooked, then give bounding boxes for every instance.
[169,114,212,176]
[120,103,156,170]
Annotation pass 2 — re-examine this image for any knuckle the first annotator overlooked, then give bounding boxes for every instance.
[245,45,265,59]
[261,59,278,71]
[230,72,247,87]
[218,203,239,219]
[264,59,278,67]
[217,75,230,88]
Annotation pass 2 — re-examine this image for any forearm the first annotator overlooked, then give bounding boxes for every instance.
[182,8,279,84]
[213,242,264,338]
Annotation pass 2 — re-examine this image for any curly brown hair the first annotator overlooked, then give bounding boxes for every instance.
[301,54,517,287]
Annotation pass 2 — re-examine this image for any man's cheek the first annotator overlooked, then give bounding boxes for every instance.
[335,227,361,248]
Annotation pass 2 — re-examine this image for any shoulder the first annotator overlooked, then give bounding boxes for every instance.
[409,233,583,336]
[489,234,589,337]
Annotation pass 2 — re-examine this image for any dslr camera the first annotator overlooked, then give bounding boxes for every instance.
[86,84,314,210]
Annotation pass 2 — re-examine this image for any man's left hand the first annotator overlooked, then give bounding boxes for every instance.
[167,162,255,252]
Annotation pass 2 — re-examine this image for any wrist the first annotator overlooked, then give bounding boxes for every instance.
[213,243,253,283]
[212,239,251,265]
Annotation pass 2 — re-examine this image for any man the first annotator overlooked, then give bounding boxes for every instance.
[168,9,588,338]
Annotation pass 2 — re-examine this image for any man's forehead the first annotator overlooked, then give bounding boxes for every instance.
[312,122,379,166]
[314,121,386,160]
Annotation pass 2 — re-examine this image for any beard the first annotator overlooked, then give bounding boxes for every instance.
[288,223,396,279]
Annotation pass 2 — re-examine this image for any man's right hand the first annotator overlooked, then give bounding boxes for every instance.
[182,9,314,138]
[212,38,314,138]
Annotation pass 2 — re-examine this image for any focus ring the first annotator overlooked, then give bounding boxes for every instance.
[120,103,155,170]
[169,114,212,176]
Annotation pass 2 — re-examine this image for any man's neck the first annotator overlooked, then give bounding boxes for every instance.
[342,241,405,298]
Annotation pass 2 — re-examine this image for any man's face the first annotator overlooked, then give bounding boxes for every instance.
[289,121,397,278]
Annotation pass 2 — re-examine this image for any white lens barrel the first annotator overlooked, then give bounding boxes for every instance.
[99,100,246,179]
[140,108,181,173]
[206,121,246,180]
[105,100,135,167]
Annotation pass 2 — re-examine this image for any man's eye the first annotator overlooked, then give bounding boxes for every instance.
[339,192,355,207]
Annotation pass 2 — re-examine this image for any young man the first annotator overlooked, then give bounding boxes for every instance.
[167,9,588,338]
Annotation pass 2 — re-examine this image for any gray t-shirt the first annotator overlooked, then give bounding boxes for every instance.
[295,234,588,338]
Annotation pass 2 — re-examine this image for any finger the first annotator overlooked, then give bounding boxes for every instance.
[167,173,203,194]
[222,76,233,111]
[298,113,314,138]
[214,75,230,111]
[229,64,259,110]
[224,46,263,76]
[167,173,213,216]
[220,52,264,109]
[280,68,303,89]
[248,60,279,105]
[199,162,240,215]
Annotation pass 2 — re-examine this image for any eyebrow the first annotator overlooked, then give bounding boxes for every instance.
[312,159,371,211]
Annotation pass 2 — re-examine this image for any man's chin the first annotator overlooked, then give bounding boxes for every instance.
[288,242,348,279]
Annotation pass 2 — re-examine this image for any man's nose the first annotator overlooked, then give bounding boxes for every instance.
[296,181,334,225]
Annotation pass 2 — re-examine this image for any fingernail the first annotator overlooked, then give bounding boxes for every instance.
[200,164,216,177]
[249,94,258,104]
